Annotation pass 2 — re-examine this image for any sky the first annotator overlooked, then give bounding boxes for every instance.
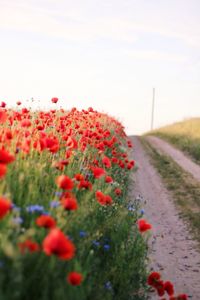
[0,0,200,134]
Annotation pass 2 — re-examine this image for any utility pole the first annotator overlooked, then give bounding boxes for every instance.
[151,88,155,131]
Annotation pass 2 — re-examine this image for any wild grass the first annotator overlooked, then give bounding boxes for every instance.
[147,118,200,164]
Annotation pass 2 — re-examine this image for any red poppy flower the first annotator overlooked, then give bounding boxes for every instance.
[0,110,7,123]
[43,228,75,260]
[129,160,135,167]
[74,173,84,181]
[127,162,133,170]
[50,143,60,153]
[65,150,72,159]
[51,97,58,103]
[44,136,59,153]
[5,129,13,140]
[33,138,47,152]
[0,149,15,164]
[147,272,161,287]
[60,191,74,200]
[78,180,92,190]
[92,158,99,166]
[156,280,165,297]
[105,176,113,183]
[177,295,188,300]
[0,197,12,219]
[95,191,113,206]
[66,136,78,150]
[61,197,78,211]
[127,140,133,148]
[88,107,94,112]
[104,195,113,205]
[37,125,45,131]
[115,188,122,195]
[164,281,174,296]
[92,167,106,178]
[36,215,56,229]
[21,119,32,127]
[56,175,74,190]
[52,161,64,171]
[67,272,83,286]
[18,239,40,254]
[102,156,111,168]
[0,101,6,108]
[138,219,152,233]
[0,164,7,178]
[119,161,125,168]
[111,157,118,164]
[21,108,29,114]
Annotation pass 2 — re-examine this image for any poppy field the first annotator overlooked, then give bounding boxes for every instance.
[0,99,189,300]
[0,100,148,300]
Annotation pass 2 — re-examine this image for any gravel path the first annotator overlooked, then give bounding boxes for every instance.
[146,135,200,182]
[130,136,200,299]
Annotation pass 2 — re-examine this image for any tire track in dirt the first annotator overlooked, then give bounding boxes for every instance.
[146,136,200,182]
[130,136,200,299]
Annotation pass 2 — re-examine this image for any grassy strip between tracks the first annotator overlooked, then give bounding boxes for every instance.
[146,118,200,164]
[141,137,200,245]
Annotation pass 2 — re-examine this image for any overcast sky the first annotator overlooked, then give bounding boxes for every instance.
[0,0,200,134]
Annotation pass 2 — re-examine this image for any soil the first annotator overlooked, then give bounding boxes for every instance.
[130,136,200,299]
[146,136,200,182]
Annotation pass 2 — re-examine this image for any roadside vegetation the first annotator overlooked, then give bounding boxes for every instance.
[0,102,148,300]
[147,118,200,164]
[0,99,189,300]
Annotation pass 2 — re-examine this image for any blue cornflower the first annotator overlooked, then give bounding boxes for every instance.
[128,205,135,212]
[92,240,100,247]
[79,231,87,238]
[103,244,110,251]
[26,204,44,213]
[140,209,145,215]
[12,204,21,212]
[104,281,112,290]
[50,201,60,208]
[12,217,24,224]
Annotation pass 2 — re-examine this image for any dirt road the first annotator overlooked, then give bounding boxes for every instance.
[146,136,200,182]
[130,136,200,299]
